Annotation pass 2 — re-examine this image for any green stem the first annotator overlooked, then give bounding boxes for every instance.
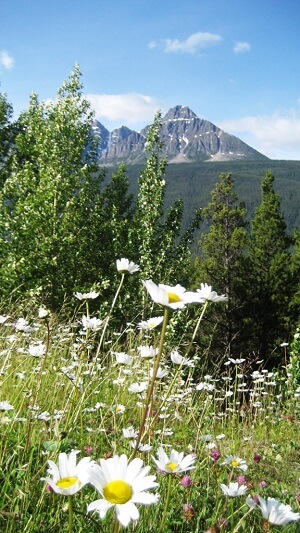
[68,495,73,533]
[159,474,173,533]
[130,306,170,459]
[96,273,125,359]
[186,300,209,356]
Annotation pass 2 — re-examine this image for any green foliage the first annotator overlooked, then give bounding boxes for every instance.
[194,173,249,359]
[246,171,295,360]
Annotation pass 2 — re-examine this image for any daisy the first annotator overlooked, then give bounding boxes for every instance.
[246,496,300,525]
[0,401,14,411]
[128,382,148,394]
[170,350,194,366]
[28,343,46,358]
[74,291,99,300]
[142,280,200,309]
[113,352,133,365]
[42,451,94,495]
[81,315,102,331]
[116,258,139,274]
[222,455,248,472]
[87,454,158,527]
[138,345,158,359]
[220,482,248,497]
[152,446,196,474]
[196,283,228,303]
[137,316,164,330]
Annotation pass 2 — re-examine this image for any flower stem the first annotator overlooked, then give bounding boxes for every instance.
[68,495,73,533]
[159,474,173,533]
[96,273,125,358]
[130,306,170,459]
[186,300,209,356]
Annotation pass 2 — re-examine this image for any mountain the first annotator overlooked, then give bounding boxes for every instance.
[92,105,268,165]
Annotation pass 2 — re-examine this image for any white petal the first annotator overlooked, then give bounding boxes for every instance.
[116,502,139,527]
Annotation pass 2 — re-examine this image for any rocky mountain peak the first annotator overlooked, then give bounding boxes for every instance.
[162,105,198,122]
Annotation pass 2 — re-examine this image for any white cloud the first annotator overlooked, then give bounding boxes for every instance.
[85,92,163,125]
[0,50,15,69]
[219,106,300,159]
[149,32,222,54]
[233,41,251,54]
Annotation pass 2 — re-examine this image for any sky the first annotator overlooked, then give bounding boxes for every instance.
[1,0,300,160]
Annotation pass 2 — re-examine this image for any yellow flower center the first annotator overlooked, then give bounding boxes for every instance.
[231,460,240,467]
[56,476,78,489]
[167,292,181,304]
[166,462,178,472]
[103,480,133,504]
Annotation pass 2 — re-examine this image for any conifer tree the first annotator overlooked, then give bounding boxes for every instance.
[195,172,248,357]
[246,171,294,360]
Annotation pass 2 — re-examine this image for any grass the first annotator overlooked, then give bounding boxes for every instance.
[0,275,299,532]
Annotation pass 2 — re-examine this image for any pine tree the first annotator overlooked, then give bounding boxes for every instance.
[195,172,248,358]
[246,171,294,361]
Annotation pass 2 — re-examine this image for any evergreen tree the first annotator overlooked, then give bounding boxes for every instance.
[246,171,294,361]
[0,91,15,187]
[195,172,248,358]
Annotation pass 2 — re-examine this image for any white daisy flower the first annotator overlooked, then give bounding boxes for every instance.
[116,258,139,274]
[196,283,228,303]
[42,451,94,495]
[170,350,194,366]
[28,343,46,358]
[142,280,200,309]
[122,426,138,439]
[74,291,99,300]
[246,496,300,525]
[0,401,14,411]
[222,455,248,472]
[128,382,148,394]
[81,315,102,331]
[137,316,164,330]
[152,446,196,474]
[113,352,133,365]
[220,482,248,497]
[138,345,158,359]
[87,454,158,527]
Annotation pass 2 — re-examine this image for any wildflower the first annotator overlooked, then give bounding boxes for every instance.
[122,426,138,439]
[225,357,246,365]
[220,481,248,497]
[128,382,148,394]
[210,449,221,462]
[14,318,35,332]
[138,345,158,359]
[113,352,133,365]
[253,453,262,463]
[0,315,9,324]
[28,343,46,358]
[81,315,102,331]
[115,404,126,414]
[180,475,193,488]
[236,475,247,485]
[152,446,196,474]
[142,279,200,309]
[137,316,164,330]
[38,307,50,319]
[246,495,300,525]
[41,450,94,495]
[259,480,267,488]
[196,283,227,303]
[87,454,158,527]
[0,401,14,411]
[222,455,248,472]
[151,367,168,379]
[130,441,152,452]
[182,503,195,521]
[116,258,139,274]
[74,291,99,300]
[170,350,194,366]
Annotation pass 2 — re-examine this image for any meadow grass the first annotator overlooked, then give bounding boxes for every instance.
[0,274,299,532]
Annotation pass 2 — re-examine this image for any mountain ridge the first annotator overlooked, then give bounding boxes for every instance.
[92,105,268,165]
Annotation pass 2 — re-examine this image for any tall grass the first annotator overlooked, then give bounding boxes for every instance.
[0,269,299,532]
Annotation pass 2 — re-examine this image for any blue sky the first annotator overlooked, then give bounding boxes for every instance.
[1,0,300,159]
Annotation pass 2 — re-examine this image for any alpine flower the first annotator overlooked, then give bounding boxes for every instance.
[87,454,158,527]
[116,258,139,274]
[142,280,200,309]
[74,291,99,300]
[220,481,248,497]
[196,283,227,303]
[222,455,248,472]
[152,446,196,474]
[246,495,300,525]
[41,451,94,495]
